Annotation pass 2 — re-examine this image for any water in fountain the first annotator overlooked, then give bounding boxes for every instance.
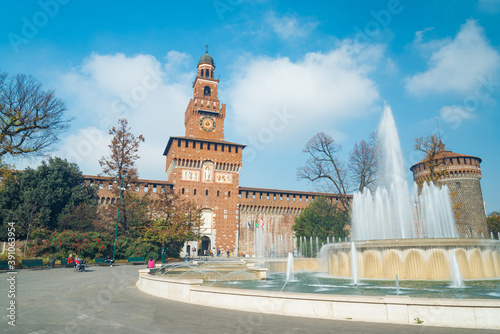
[352,105,458,240]
[310,236,313,257]
[450,252,464,287]
[350,241,359,285]
[286,252,295,281]
[253,226,298,258]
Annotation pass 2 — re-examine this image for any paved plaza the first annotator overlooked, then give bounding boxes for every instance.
[1,263,498,334]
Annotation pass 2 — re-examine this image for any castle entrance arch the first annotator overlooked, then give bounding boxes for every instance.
[201,236,211,255]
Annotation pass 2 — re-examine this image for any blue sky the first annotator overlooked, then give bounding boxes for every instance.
[1,0,499,213]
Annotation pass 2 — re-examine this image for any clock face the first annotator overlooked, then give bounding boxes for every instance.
[200,116,216,132]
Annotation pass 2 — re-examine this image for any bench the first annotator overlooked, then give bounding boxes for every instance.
[22,259,46,269]
[0,260,9,271]
[60,258,74,268]
[127,257,145,265]
[94,258,110,266]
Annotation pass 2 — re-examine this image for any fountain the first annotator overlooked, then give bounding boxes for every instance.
[138,104,500,329]
[321,105,500,280]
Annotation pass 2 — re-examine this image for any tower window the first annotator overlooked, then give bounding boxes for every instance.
[194,189,197,195]
[204,86,211,96]
[182,188,185,194]
[228,191,231,197]
[211,70,213,78]
[217,190,220,196]
[205,190,208,196]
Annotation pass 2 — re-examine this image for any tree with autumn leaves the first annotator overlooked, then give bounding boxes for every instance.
[487,211,500,236]
[140,189,201,258]
[98,118,200,257]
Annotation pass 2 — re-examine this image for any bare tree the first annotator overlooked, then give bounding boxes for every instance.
[297,132,350,211]
[348,132,377,193]
[0,71,70,158]
[414,134,448,186]
[98,118,145,182]
[297,132,378,213]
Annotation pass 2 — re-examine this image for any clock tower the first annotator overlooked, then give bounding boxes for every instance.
[163,49,244,255]
[185,48,225,140]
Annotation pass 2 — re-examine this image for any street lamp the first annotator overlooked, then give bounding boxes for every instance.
[112,174,125,264]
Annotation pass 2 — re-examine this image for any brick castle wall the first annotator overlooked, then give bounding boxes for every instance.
[237,187,350,256]
[440,177,488,237]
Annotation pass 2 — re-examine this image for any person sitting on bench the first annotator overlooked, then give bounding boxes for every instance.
[104,255,114,266]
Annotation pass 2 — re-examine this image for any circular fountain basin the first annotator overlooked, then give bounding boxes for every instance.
[209,272,500,299]
[322,238,500,280]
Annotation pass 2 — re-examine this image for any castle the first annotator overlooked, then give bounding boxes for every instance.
[86,51,489,256]
[86,51,348,256]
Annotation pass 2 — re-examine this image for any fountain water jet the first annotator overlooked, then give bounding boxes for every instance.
[286,252,295,281]
[350,241,359,285]
[352,106,457,240]
[450,252,464,287]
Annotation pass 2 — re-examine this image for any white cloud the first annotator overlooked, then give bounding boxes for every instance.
[265,11,318,40]
[439,105,472,129]
[406,20,500,95]
[227,41,382,146]
[51,52,193,179]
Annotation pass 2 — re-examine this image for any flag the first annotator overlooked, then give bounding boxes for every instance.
[247,222,251,229]
[260,220,264,228]
[254,221,258,228]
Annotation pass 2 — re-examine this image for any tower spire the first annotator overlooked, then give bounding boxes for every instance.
[436,117,442,142]
[436,117,445,151]
[205,44,209,54]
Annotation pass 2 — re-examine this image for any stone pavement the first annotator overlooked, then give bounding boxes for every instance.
[0,264,498,334]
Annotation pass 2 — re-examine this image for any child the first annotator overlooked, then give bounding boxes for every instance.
[147,258,155,268]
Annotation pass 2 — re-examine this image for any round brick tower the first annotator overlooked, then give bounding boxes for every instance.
[410,143,488,238]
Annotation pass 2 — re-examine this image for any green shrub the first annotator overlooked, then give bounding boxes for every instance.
[28,230,112,259]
